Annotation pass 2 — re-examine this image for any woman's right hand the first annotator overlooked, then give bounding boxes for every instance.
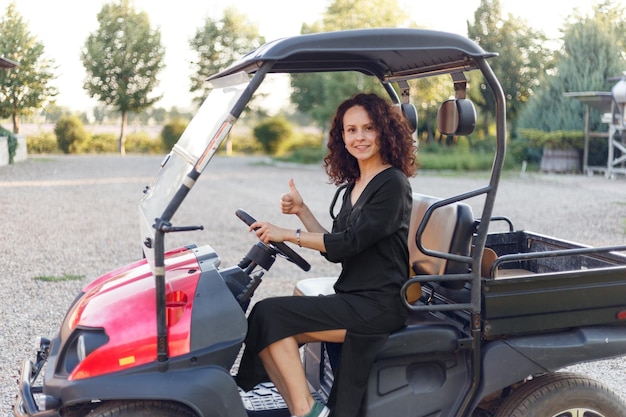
[280,178,304,215]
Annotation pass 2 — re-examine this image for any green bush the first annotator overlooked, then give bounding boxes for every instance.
[508,137,542,165]
[27,132,58,153]
[277,131,323,155]
[275,147,327,164]
[517,129,584,150]
[160,118,188,151]
[226,133,263,154]
[468,135,497,153]
[419,141,445,154]
[273,131,325,164]
[418,151,485,171]
[55,115,90,154]
[512,129,587,166]
[254,117,294,155]
[126,131,162,154]
[418,145,517,171]
[86,133,118,153]
[28,130,163,155]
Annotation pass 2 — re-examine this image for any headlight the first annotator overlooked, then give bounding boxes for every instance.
[76,334,87,362]
[60,328,108,376]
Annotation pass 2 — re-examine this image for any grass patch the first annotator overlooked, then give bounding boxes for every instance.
[418,150,520,171]
[34,274,84,282]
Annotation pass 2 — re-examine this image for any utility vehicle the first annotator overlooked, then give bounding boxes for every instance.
[14,28,626,417]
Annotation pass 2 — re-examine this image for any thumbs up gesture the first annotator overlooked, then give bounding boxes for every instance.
[281,179,304,215]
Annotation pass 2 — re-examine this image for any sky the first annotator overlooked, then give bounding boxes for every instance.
[3,0,612,113]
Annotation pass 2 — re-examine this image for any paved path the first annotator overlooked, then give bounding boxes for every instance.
[1,155,625,415]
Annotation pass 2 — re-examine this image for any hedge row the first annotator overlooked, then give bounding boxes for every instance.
[27,131,164,154]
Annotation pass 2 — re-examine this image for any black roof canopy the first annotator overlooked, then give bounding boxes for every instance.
[0,56,18,68]
[208,28,496,82]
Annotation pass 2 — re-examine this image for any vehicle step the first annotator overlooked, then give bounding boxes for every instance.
[239,382,325,414]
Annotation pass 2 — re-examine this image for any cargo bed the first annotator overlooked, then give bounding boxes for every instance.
[481,231,626,338]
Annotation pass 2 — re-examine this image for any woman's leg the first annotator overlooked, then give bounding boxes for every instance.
[260,329,346,416]
[259,336,311,416]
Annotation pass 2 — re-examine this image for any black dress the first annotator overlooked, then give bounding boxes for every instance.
[236,167,412,417]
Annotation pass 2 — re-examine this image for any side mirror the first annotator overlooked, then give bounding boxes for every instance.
[437,99,476,136]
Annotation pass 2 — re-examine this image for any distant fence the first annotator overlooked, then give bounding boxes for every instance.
[540,148,581,173]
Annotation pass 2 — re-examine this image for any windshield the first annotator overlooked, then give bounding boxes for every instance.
[139,71,251,270]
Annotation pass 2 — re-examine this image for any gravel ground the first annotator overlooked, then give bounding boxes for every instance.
[1,154,626,415]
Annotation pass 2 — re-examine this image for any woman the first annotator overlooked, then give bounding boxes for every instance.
[236,93,417,417]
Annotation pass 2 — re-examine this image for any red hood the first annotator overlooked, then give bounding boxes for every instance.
[67,246,202,379]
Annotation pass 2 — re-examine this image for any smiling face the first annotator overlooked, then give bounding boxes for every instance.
[342,105,382,165]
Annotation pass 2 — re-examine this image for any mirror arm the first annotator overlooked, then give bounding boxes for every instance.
[398,79,411,104]
[451,72,467,99]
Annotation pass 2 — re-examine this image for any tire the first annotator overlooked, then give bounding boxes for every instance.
[89,400,197,417]
[494,372,626,417]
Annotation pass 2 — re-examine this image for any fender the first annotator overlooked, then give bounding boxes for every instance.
[478,325,626,400]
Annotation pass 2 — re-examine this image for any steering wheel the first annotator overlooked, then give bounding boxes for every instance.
[236,209,311,272]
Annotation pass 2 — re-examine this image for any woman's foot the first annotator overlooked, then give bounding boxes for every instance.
[296,400,329,417]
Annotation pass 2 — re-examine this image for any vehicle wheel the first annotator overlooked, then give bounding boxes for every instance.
[493,372,626,417]
[89,400,197,417]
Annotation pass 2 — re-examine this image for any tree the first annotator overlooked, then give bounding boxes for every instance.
[467,0,552,135]
[290,0,410,131]
[189,7,265,105]
[518,2,626,133]
[81,0,165,155]
[0,2,57,133]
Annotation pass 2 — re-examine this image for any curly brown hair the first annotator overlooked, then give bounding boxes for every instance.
[323,93,417,185]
